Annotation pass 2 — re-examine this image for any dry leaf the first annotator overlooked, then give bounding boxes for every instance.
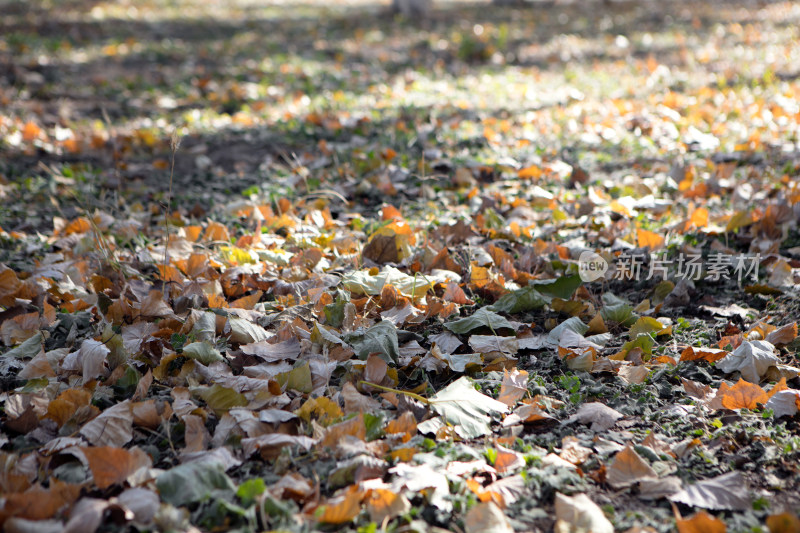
[82,446,152,489]
[669,472,750,511]
[464,502,514,533]
[554,492,614,533]
[719,379,769,410]
[676,510,726,533]
[606,445,658,489]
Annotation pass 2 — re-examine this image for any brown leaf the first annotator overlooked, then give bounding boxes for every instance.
[81,446,152,490]
[497,368,528,407]
[321,414,366,448]
[443,282,474,305]
[342,382,382,414]
[385,411,417,439]
[766,322,798,346]
[567,402,623,432]
[362,233,399,264]
[46,388,97,427]
[271,472,315,503]
[80,400,134,447]
[559,436,592,465]
[182,414,211,453]
[606,445,658,489]
[464,502,513,533]
[1,479,81,522]
[492,444,525,474]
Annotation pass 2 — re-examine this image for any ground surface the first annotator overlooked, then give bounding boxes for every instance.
[2,0,800,531]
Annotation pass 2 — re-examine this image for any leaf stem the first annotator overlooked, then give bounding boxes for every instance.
[359,380,431,405]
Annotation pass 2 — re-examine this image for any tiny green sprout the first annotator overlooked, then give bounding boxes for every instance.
[711,418,723,429]
[485,448,498,465]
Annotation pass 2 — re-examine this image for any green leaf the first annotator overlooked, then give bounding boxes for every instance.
[156,462,236,506]
[430,376,508,439]
[183,341,224,365]
[619,334,655,358]
[488,286,547,314]
[324,291,350,328]
[364,412,385,441]
[439,351,482,372]
[445,308,515,334]
[277,362,314,393]
[193,384,248,412]
[628,316,665,339]
[547,316,589,344]
[311,323,349,348]
[2,331,43,360]
[529,275,582,300]
[237,478,266,506]
[343,320,400,364]
[601,303,637,327]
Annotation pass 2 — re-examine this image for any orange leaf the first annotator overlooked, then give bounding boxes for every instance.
[366,488,409,523]
[46,388,95,427]
[637,228,665,249]
[22,121,43,141]
[82,446,152,489]
[385,411,417,438]
[492,444,525,474]
[680,346,728,363]
[321,414,366,448]
[766,512,800,533]
[381,205,404,221]
[676,510,726,533]
[203,221,230,242]
[230,290,263,310]
[688,207,709,229]
[517,165,542,180]
[184,225,203,242]
[2,479,81,522]
[389,447,418,462]
[64,217,92,235]
[318,485,363,524]
[720,379,768,410]
[767,378,789,399]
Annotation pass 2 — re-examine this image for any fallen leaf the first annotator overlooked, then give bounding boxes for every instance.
[669,472,750,511]
[676,510,726,533]
[716,340,779,382]
[318,485,363,524]
[498,368,528,407]
[553,492,614,533]
[429,376,508,439]
[766,512,800,533]
[464,502,514,533]
[719,379,769,410]
[567,402,623,432]
[82,446,153,489]
[764,389,800,418]
[606,445,658,489]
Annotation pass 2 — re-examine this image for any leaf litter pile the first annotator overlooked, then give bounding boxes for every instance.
[2,0,800,531]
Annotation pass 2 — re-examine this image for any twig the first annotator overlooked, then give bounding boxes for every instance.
[163,130,181,298]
